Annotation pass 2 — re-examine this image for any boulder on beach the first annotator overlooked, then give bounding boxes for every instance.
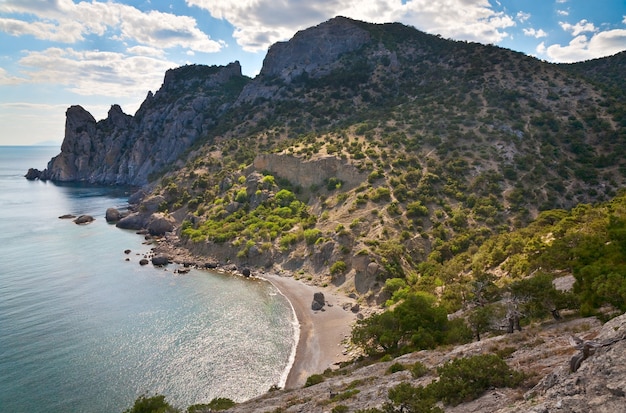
[312,292,325,311]
[242,268,251,277]
[73,215,95,225]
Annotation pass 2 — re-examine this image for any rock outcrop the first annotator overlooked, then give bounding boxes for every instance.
[517,313,626,413]
[253,153,368,190]
[34,62,248,185]
[311,292,326,311]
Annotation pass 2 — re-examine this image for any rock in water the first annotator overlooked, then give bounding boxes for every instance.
[151,256,170,266]
[73,215,95,225]
[24,168,42,180]
[105,208,122,223]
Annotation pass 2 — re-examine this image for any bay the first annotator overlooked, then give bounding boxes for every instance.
[0,146,296,413]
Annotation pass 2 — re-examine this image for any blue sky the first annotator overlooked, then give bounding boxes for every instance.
[1,0,624,146]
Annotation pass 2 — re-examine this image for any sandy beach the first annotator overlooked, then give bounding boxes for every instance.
[262,273,358,389]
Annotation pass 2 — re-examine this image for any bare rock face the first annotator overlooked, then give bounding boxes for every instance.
[254,153,368,190]
[36,63,247,186]
[147,213,175,236]
[236,16,371,103]
[260,16,371,82]
[519,312,626,413]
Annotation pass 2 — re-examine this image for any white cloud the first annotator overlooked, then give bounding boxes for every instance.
[560,19,596,36]
[126,46,166,57]
[0,17,84,42]
[0,67,26,85]
[0,0,223,53]
[516,12,530,23]
[623,15,626,24]
[17,47,175,98]
[536,41,546,55]
[523,27,548,38]
[544,29,626,62]
[557,10,569,16]
[187,0,515,52]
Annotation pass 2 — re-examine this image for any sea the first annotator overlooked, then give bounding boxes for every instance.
[0,146,296,413]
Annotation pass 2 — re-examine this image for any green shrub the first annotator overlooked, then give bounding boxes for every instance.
[235,189,248,203]
[332,405,349,413]
[187,398,235,412]
[123,394,179,413]
[305,374,325,387]
[410,361,429,378]
[431,354,523,406]
[387,382,443,413]
[331,389,360,403]
[387,362,406,374]
[330,260,347,275]
[304,228,322,245]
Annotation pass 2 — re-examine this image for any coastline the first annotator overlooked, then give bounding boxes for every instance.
[260,273,358,389]
[150,239,359,389]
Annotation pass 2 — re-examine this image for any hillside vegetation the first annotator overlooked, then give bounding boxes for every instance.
[144,18,626,307]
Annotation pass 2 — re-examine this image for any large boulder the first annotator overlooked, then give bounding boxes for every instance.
[312,292,325,311]
[151,255,170,266]
[147,213,175,236]
[105,207,122,223]
[116,212,147,230]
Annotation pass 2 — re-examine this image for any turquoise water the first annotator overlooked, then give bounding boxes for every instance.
[0,147,295,412]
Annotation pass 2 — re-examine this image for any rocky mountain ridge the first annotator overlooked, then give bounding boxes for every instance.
[28,62,247,185]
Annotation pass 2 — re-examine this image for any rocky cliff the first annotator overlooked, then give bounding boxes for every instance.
[31,62,247,185]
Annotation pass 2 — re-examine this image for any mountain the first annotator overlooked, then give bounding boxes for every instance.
[29,16,626,301]
[30,62,248,185]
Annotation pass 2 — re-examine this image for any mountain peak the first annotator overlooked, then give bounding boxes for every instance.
[259,16,371,81]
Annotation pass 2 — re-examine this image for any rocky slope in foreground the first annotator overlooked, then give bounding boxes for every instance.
[223,312,626,413]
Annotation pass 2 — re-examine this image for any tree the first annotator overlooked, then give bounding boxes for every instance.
[431,354,523,406]
[467,304,495,341]
[352,292,449,355]
[123,394,179,413]
[509,273,576,320]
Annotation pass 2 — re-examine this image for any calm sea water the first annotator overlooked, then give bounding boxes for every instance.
[0,146,296,413]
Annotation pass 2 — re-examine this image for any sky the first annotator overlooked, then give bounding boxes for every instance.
[0,0,625,146]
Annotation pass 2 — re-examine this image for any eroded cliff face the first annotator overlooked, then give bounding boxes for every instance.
[253,153,368,189]
[38,62,247,185]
